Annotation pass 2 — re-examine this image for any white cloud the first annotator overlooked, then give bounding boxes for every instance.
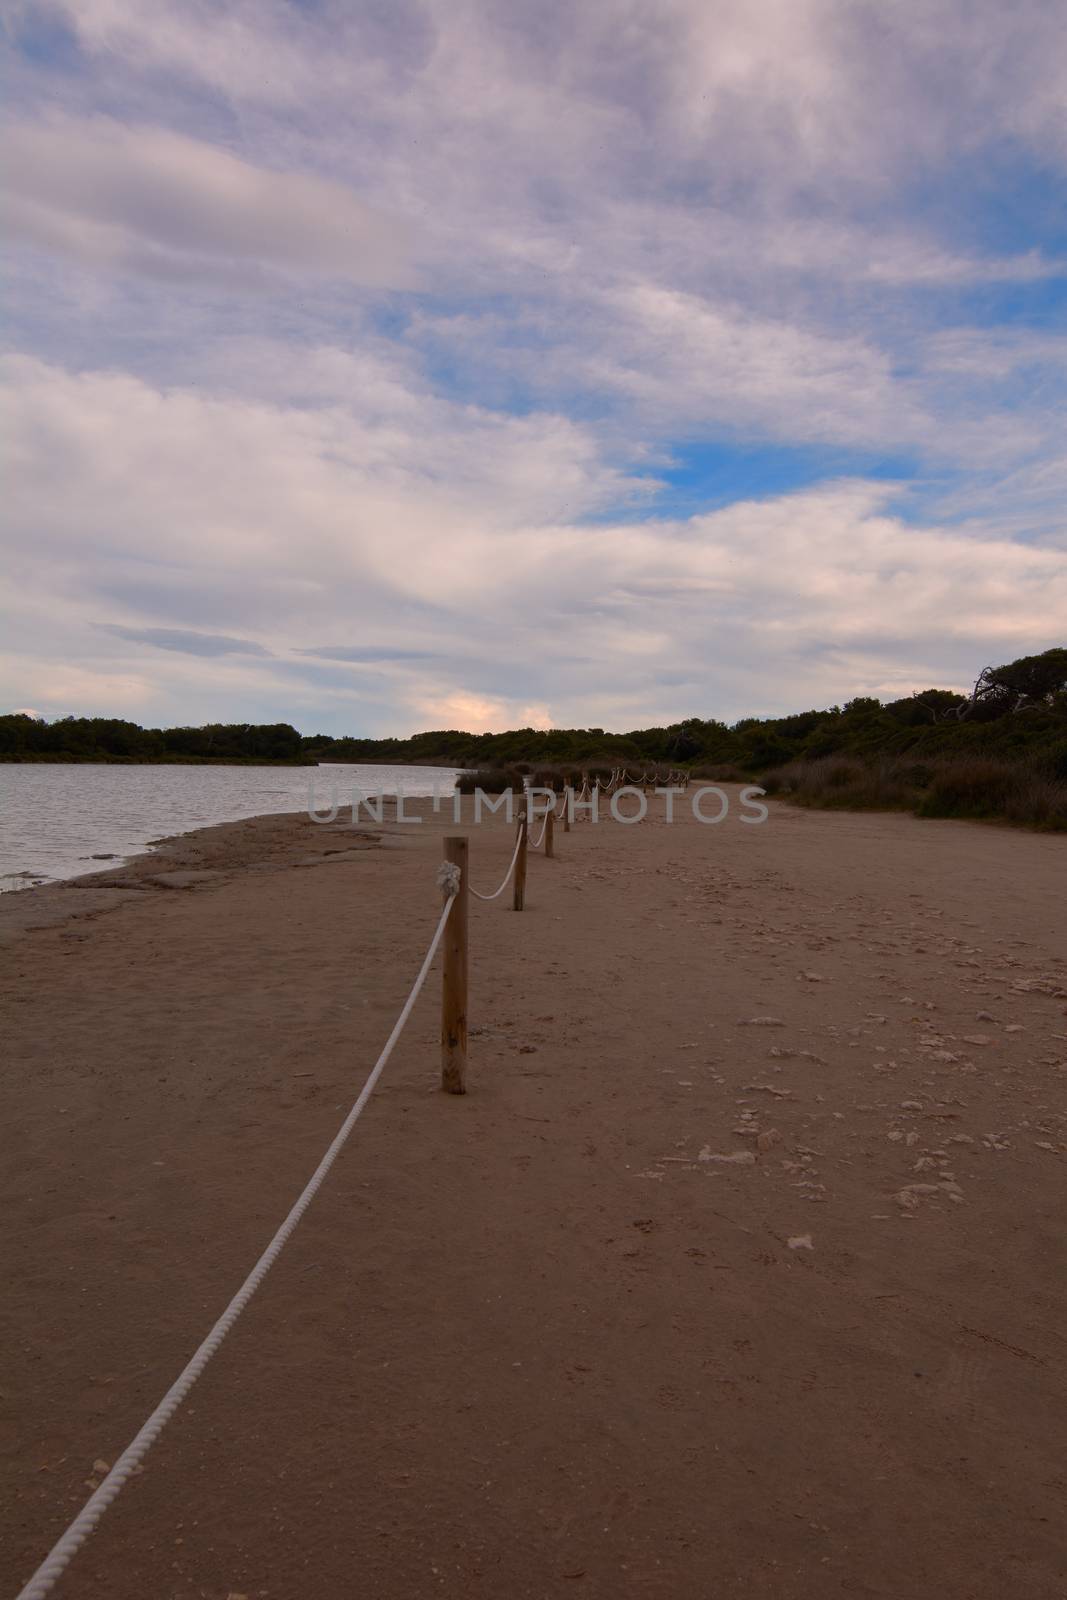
[585,284,924,448]
[2,117,414,287]
[30,0,1067,189]
[16,0,353,106]
[409,690,535,734]
[3,1,1066,733]
[2,354,1064,732]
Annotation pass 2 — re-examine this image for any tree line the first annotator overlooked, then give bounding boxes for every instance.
[2,648,1064,776]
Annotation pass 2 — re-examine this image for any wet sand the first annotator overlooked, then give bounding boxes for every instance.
[2,792,1065,1598]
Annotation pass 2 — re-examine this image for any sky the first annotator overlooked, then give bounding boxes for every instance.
[2,0,1066,737]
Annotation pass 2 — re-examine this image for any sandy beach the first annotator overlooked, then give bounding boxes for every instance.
[2,791,1065,1599]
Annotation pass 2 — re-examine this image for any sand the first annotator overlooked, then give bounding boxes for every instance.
[2,790,1065,1599]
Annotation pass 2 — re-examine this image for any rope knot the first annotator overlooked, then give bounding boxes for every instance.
[436,861,462,898]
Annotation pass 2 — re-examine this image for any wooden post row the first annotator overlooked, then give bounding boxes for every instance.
[441,836,468,1094]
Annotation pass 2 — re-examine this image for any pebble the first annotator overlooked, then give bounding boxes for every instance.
[897,1180,963,1210]
[698,1148,756,1165]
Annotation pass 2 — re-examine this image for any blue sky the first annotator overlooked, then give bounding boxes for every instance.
[2,0,1065,734]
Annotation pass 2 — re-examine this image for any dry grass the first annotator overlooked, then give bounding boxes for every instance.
[761,754,1067,830]
[689,763,748,783]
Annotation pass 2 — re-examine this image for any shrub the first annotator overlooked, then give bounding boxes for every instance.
[761,756,919,812]
[690,763,747,782]
[916,758,1019,818]
[760,751,1067,830]
[455,767,523,794]
[1002,775,1067,829]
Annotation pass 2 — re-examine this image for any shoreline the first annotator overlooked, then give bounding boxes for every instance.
[0,799,422,941]
[3,795,1066,1597]
[0,766,464,900]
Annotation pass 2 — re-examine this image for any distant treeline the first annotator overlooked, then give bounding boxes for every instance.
[0,717,311,764]
[3,649,1065,781]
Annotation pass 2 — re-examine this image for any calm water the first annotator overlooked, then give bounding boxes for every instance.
[0,764,462,891]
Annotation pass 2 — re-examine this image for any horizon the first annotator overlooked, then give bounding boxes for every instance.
[3,2,1066,735]
[1,675,975,740]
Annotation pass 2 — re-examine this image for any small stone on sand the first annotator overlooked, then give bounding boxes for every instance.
[698,1147,756,1165]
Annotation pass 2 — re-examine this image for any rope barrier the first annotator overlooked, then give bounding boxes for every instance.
[18,772,704,1594]
[14,875,460,1600]
[469,822,525,901]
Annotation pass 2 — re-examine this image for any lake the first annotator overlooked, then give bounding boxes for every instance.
[0,763,463,891]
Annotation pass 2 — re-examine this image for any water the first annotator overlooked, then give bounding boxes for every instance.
[0,764,463,891]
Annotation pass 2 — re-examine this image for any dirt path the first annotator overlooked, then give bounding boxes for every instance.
[2,792,1065,1599]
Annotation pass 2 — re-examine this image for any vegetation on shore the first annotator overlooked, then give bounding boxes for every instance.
[3,649,1064,827]
[759,753,1067,829]
[0,718,314,765]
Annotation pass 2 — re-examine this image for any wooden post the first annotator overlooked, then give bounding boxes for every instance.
[563,790,571,832]
[545,805,555,859]
[441,836,468,1094]
[513,800,528,911]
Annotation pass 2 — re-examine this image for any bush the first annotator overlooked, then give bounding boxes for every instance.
[760,752,1067,830]
[759,757,879,806]
[455,767,523,794]
[762,756,918,812]
[1002,775,1067,829]
[916,758,1019,819]
[690,763,747,782]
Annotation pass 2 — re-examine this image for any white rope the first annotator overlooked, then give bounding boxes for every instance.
[530,812,549,848]
[469,823,524,901]
[15,879,459,1600]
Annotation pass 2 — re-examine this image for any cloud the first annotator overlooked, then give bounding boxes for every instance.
[583,285,924,449]
[403,690,554,734]
[2,117,414,288]
[26,0,1067,191]
[3,1,1066,735]
[296,646,439,663]
[19,0,409,107]
[2,353,1064,735]
[519,703,554,730]
[408,690,524,734]
[98,624,272,656]
[0,656,157,710]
